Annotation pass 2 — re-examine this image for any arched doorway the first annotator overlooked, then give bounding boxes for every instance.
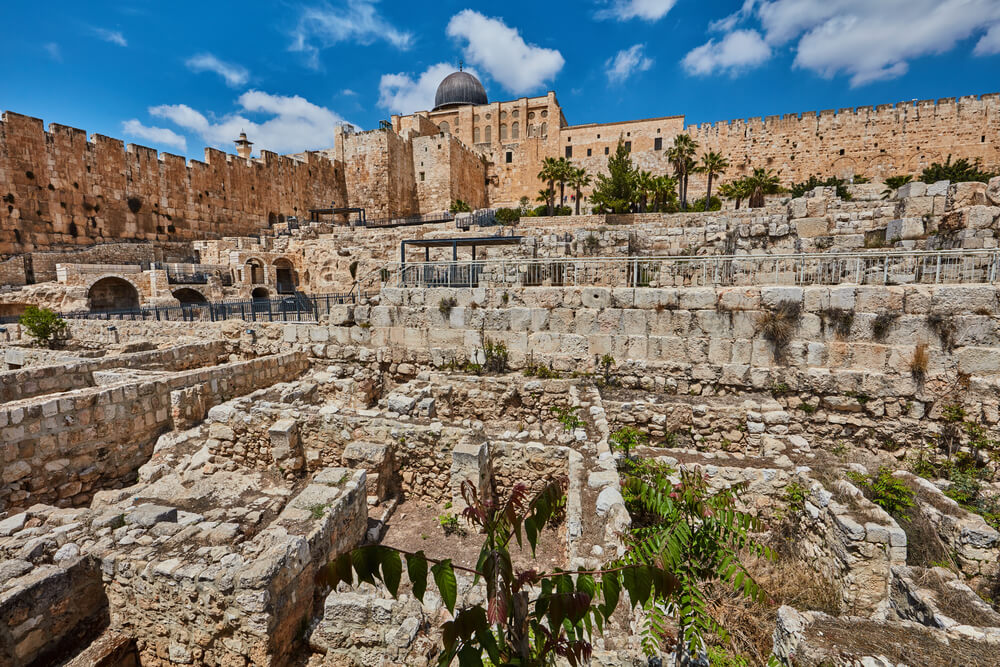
[245,259,265,285]
[173,288,208,305]
[251,287,270,300]
[88,277,140,312]
[274,258,296,294]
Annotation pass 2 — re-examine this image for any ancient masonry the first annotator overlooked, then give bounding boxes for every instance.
[2,75,998,256]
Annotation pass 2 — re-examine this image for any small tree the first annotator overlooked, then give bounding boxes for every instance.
[323,479,678,666]
[19,306,68,349]
[590,138,637,214]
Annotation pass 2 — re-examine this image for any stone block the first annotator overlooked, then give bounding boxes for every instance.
[795,217,830,238]
[948,181,988,210]
[126,504,178,527]
[386,394,416,415]
[897,182,927,198]
[450,441,491,512]
[886,218,924,241]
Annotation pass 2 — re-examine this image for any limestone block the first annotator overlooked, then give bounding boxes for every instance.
[386,394,416,415]
[897,196,933,218]
[760,286,803,308]
[126,504,178,527]
[964,205,1000,230]
[581,288,610,309]
[269,418,301,467]
[987,176,1000,206]
[957,347,1000,375]
[886,218,924,241]
[795,217,830,238]
[948,181,988,210]
[788,198,808,219]
[678,288,716,310]
[897,182,927,198]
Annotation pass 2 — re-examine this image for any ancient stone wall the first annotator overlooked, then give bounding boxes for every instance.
[0,112,346,256]
[0,351,308,512]
[0,341,228,403]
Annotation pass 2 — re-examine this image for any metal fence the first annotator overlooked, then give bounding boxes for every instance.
[386,250,1000,289]
[0,292,366,325]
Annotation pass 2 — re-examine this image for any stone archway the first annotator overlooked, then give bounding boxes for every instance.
[251,287,270,300]
[173,288,208,305]
[274,258,297,295]
[88,277,140,312]
[245,259,265,285]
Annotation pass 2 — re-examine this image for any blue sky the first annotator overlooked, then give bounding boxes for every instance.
[3,1,1000,159]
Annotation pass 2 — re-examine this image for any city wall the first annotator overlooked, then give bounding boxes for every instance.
[0,111,345,256]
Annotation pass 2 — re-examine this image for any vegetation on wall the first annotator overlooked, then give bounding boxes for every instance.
[920,156,997,184]
[19,306,68,349]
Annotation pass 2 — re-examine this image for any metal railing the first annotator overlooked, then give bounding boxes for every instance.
[0,292,369,325]
[162,263,233,286]
[362,211,455,229]
[385,250,1000,289]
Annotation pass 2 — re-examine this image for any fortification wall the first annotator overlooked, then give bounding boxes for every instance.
[688,95,1000,190]
[0,112,346,256]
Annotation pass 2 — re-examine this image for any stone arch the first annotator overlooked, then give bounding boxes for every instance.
[251,287,270,300]
[868,155,900,180]
[245,258,266,284]
[831,156,859,180]
[173,288,208,305]
[273,257,297,294]
[500,124,508,141]
[484,126,491,143]
[511,122,519,140]
[907,152,942,175]
[88,276,140,312]
[439,121,450,133]
[268,212,277,226]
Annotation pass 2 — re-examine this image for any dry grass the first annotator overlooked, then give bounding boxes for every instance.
[820,307,854,339]
[756,301,801,362]
[871,312,898,341]
[910,343,929,381]
[705,551,841,666]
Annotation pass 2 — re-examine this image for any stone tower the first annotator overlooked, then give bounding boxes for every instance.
[234,131,253,159]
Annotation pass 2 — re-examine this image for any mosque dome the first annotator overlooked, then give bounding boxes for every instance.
[433,71,488,111]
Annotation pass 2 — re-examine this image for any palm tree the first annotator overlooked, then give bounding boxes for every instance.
[650,175,678,212]
[536,188,555,211]
[537,157,560,216]
[697,151,729,206]
[569,167,591,215]
[746,168,782,208]
[668,134,699,211]
[634,170,655,213]
[554,158,573,212]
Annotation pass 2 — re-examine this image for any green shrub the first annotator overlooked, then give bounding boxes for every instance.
[494,207,520,224]
[847,467,915,520]
[550,405,584,431]
[783,481,808,512]
[482,338,508,374]
[449,199,471,213]
[610,426,648,459]
[769,382,791,397]
[19,306,68,349]
[920,156,997,184]
[438,512,463,535]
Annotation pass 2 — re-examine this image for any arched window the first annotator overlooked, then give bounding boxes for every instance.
[512,122,519,140]
[500,111,507,120]
[485,126,492,143]
[439,121,450,133]
[541,122,547,138]
[500,124,508,141]
[527,124,534,138]
[473,127,480,143]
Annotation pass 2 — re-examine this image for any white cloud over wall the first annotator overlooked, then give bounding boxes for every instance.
[378,63,483,115]
[683,30,771,76]
[124,91,352,156]
[596,0,678,22]
[446,10,564,95]
[122,120,187,152]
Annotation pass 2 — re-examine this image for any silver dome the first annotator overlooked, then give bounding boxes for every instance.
[433,71,488,111]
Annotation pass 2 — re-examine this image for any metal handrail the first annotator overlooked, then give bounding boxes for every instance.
[381,249,1000,289]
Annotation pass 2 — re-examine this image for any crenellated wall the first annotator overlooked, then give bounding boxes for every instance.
[0,112,346,256]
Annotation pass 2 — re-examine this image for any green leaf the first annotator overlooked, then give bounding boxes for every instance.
[351,547,379,585]
[379,547,402,597]
[457,644,483,667]
[432,559,458,613]
[601,572,620,619]
[406,551,428,602]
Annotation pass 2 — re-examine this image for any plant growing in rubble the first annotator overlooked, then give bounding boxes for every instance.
[550,405,584,432]
[609,425,647,461]
[620,467,772,661]
[19,306,68,349]
[321,478,680,666]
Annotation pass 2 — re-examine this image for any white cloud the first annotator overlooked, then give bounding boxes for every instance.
[290,0,413,68]
[378,63,471,115]
[43,43,61,62]
[605,44,654,83]
[185,53,250,88]
[683,30,772,76]
[144,90,351,156]
[701,0,1000,87]
[446,10,564,95]
[341,88,358,96]
[596,0,678,22]
[974,22,1000,56]
[122,120,187,152]
[93,28,127,47]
